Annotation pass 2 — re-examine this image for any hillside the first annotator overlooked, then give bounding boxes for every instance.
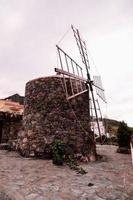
[104,118,120,134]
[104,118,133,135]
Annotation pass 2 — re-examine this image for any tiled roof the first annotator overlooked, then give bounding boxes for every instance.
[0,100,23,115]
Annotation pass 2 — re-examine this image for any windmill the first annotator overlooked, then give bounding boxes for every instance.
[55,25,106,143]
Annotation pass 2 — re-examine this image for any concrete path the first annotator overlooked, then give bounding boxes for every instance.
[0,145,133,200]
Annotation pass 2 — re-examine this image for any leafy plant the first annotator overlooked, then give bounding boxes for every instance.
[51,140,87,174]
[66,155,78,170]
[66,155,87,175]
[117,121,132,148]
[51,139,64,165]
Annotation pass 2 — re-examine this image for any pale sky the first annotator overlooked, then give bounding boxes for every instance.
[0,0,133,126]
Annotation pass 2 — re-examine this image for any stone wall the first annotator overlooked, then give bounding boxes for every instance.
[0,112,22,144]
[18,76,96,160]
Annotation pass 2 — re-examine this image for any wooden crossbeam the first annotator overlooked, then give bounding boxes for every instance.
[67,89,88,100]
[55,68,87,82]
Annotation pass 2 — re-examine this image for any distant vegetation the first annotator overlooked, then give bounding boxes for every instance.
[117,121,132,148]
[103,119,133,146]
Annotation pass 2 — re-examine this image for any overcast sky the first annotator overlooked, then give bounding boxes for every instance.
[0,0,133,126]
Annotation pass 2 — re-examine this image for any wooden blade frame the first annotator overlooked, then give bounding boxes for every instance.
[71,25,103,143]
[55,45,87,100]
[71,25,90,70]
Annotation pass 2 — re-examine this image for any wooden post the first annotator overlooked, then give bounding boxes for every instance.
[130,135,133,166]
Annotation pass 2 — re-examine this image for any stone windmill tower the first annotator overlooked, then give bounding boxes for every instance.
[18,26,106,161]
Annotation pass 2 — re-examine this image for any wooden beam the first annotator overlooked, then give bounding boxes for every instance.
[67,89,88,100]
[55,68,87,82]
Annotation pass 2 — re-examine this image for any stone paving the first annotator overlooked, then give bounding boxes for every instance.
[0,145,133,200]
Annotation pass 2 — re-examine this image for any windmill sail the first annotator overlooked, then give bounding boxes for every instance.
[55,25,107,144]
[72,25,106,143]
[55,45,87,100]
[71,25,90,72]
[93,76,106,103]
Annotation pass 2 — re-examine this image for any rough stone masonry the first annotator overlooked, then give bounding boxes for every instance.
[17,76,96,160]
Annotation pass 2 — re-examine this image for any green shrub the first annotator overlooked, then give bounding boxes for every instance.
[51,139,64,165]
[117,121,132,148]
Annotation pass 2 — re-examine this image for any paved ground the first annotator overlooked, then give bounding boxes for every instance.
[0,145,133,200]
